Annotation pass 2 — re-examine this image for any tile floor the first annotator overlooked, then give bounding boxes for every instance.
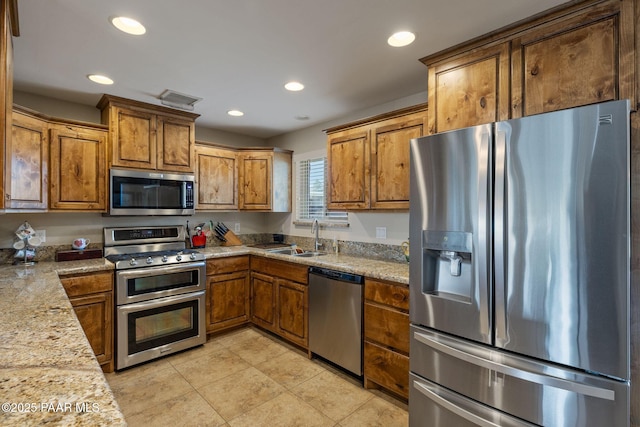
[105,327,408,427]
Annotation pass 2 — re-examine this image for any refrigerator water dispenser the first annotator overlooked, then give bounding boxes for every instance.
[422,230,473,302]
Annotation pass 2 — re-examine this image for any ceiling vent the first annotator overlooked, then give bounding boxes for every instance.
[158,90,202,111]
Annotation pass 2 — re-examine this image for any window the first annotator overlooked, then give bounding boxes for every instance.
[296,157,348,222]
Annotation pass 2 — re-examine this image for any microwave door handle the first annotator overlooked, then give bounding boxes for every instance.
[182,181,187,208]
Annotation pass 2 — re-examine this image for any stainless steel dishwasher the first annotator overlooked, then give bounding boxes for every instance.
[308,266,364,376]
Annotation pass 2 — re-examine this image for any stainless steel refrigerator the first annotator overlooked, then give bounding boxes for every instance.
[408,100,630,426]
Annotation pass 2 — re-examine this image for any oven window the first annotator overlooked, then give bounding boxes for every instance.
[128,270,200,296]
[127,299,199,354]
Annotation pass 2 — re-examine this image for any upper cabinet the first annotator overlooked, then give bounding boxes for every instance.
[325,104,427,210]
[420,0,636,132]
[238,148,292,212]
[7,108,48,210]
[49,122,107,211]
[195,143,238,210]
[97,94,199,173]
[1,0,18,210]
[425,42,510,134]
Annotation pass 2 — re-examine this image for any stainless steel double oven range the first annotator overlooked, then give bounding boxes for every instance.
[104,225,206,370]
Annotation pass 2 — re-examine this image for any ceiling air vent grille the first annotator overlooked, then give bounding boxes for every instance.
[158,90,202,111]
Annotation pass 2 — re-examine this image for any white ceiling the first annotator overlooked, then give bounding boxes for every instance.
[12,0,568,139]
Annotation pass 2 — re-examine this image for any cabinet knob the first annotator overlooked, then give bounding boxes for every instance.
[479,97,487,109]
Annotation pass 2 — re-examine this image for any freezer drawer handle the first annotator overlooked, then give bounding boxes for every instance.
[413,379,503,427]
[414,331,615,401]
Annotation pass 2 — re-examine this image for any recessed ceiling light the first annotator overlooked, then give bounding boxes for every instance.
[87,74,114,85]
[110,16,146,35]
[284,81,304,92]
[387,31,415,47]
[227,110,244,117]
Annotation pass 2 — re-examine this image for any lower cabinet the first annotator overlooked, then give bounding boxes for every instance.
[59,271,114,373]
[206,256,250,334]
[364,277,409,399]
[250,256,308,349]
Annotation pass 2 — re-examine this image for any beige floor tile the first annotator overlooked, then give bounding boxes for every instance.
[198,366,285,421]
[167,339,224,366]
[228,391,335,427]
[256,349,325,389]
[104,356,173,389]
[338,396,409,427]
[228,333,289,366]
[172,347,251,389]
[291,370,373,422]
[125,390,226,427]
[109,365,194,417]
[211,327,264,348]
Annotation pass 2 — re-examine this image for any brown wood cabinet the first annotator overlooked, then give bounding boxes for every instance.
[250,256,308,348]
[6,108,48,210]
[59,271,114,373]
[0,0,17,210]
[49,122,107,211]
[205,256,250,333]
[97,94,199,173]
[195,143,238,210]
[420,0,636,133]
[363,277,409,399]
[426,42,510,134]
[238,148,292,212]
[325,104,427,210]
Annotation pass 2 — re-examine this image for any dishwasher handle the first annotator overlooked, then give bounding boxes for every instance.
[309,266,363,285]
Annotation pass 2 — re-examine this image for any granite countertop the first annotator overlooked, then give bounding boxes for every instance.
[0,259,126,426]
[0,246,408,426]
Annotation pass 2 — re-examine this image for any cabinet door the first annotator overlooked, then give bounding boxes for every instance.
[49,124,107,211]
[427,42,510,134]
[111,106,156,170]
[364,341,409,399]
[0,0,14,210]
[157,115,195,172]
[371,112,426,209]
[7,111,48,209]
[206,271,250,333]
[69,292,113,370]
[327,129,370,209]
[512,2,633,117]
[250,271,276,331]
[196,145,238,210]
[239,152,272,210]
[276,278,308,348]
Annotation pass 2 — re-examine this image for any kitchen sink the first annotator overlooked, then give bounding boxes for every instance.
[267,248,327,257]
[294,251,327,257]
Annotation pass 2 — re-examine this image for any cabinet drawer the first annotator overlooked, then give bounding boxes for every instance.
[365,278,409,311]
[60,271,113,298]
[364,341,409,399]
[364,302,409,353]
[207,255,249,275]
[250,256,308,284]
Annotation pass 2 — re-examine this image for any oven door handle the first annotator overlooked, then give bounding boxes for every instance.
[117,261,206,280]
[118,290,205,312]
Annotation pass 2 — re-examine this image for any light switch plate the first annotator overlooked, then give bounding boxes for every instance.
[375,227,386,239]
[234,223,240,233]
[34,229,46,242]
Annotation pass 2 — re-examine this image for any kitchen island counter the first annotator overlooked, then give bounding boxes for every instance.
[0,259,125,426]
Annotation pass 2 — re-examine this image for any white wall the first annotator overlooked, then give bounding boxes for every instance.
[266,91,427,246]
[7,90,426,248]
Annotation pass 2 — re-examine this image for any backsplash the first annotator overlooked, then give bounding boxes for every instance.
[0,235,408,264]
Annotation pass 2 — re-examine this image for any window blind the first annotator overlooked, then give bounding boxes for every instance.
[296,157,348,221]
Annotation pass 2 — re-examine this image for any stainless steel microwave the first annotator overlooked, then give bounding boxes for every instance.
[109,168,195,216]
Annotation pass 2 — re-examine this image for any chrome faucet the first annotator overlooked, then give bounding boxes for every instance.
[311,219,322,251]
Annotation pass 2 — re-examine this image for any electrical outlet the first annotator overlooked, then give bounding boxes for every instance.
[375,227,387,239]
[34,229,46,242]
[234,223,240,233]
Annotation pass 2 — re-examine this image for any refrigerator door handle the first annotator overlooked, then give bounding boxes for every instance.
[477,130,491,339]
[413,379,504,427]
[413,331,616,401]
[494,126,508,346]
